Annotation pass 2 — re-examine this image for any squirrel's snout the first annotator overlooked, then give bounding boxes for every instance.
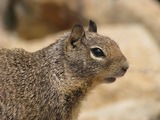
[121,61,129,74]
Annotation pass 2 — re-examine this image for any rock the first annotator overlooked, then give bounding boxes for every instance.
[1,0,160,44]
[82,0,160,46]
[113,0,160,46]
[0,0,86,39]
[79,99,160,120]
[0,0,9,29]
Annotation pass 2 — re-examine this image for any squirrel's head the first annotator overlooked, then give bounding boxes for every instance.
[64,20,129,84]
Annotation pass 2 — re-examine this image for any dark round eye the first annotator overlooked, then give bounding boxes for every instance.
[91,48,105,57]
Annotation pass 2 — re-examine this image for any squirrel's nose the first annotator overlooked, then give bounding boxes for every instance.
[121,62,129,73]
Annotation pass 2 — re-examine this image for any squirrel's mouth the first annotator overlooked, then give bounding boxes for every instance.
[105,77,116,83]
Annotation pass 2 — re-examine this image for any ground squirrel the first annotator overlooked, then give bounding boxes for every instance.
[0,20,129,120]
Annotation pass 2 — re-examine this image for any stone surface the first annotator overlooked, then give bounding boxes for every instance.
[1,0,160,44]
[113,0,160,46]
[79,99,160,120]
[0,0,86,39]
[83,0,160,46]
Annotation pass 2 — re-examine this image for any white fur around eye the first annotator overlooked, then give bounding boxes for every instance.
[90,46,106,61]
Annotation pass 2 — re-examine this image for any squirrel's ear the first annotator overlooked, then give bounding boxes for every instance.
[67,24,85,48]
[88,20,97,33]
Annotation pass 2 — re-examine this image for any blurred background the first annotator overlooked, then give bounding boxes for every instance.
[0,0,160,120]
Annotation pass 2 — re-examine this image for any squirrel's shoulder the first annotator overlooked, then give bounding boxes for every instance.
[0,48,31,57]
[0,48,31,67]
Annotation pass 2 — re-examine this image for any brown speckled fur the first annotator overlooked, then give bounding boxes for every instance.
[0,21,129,120]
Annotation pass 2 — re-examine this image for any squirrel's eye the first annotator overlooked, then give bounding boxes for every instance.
[91,48,105,57]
